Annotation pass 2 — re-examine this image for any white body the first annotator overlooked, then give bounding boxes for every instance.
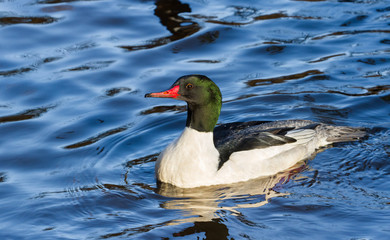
[156,127,330,188]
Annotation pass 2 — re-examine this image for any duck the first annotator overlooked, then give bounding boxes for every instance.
[145,75,365,188]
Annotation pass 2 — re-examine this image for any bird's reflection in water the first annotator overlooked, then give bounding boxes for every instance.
[124,153,307,238]
[157,162,306,224]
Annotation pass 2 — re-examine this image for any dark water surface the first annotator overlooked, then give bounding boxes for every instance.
[1,0,389,239]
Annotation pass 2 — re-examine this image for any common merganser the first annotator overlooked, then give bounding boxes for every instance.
[145,75,365,188]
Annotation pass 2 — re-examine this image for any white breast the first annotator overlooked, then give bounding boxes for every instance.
[155,127,220,188]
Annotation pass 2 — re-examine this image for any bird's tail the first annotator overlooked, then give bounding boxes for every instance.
[319,125,367,143]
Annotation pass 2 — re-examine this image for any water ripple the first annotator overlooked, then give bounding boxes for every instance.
[104,87,132,97]
[1,0,389,239]
[311,29,390,41]
[0,172,7,183]
[205,11,323,26]
[0,57,61,77]
[268,84,390,97]
[0,16,58,26]
[140,105,186,115]
[119,0,200,51]
[0,105,55,124]
[36,0,97,4]
[61,60,115,72]
[63,124,132,149]
[245,70,324,87]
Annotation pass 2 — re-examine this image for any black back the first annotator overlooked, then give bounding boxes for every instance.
[213,120,320,169]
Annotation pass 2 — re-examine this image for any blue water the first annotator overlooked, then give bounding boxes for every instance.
[0,0,389,239]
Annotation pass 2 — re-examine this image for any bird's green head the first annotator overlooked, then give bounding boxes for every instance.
[145,75,222,132]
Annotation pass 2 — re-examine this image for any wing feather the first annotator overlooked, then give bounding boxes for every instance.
[214,121,306,169]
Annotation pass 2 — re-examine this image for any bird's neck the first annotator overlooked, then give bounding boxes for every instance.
[186,102,221,132]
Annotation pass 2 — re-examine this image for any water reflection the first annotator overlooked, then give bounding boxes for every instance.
[0,57,61,77]
[266,84,390,97]
[311,30,390,41]
[118,159,307,239]
[40,5,73,13]
[0,105,55,124]
[204,9,323,26]
[0,16,58,25]
[0,172,6,183]
[245,70,323,87]
[36,0,95,4]
[119,0,200,51]
[63,124,131,149]
[61,60,115,72]
[104,87,132,97]
[172,219,229,239]
[156,163,306,224]
[124,153,305,225]
[140,105,186,115]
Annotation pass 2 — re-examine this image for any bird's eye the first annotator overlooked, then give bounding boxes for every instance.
[186,83,193,89]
